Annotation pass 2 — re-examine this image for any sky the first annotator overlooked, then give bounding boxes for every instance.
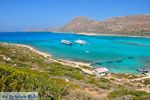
[0,0,150,31]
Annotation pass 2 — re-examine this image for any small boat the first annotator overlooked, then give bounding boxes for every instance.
[61,39,72,45]
[137,68,148,73]
[75,39,87,45]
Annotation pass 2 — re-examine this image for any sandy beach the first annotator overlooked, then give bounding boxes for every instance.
[53,31,150,38]
[4,43,52,58]
[77,33,146,37]
[2,42,94,74]
[2,42,150,76]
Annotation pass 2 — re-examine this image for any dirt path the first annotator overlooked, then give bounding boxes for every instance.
[131,73,150,81]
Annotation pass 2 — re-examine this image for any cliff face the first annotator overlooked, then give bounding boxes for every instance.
[58,15,150,37]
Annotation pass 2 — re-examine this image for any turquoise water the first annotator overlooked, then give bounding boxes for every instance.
[0,32,150,74]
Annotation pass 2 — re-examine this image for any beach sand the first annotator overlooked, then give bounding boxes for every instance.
[3,43,94,75]
[54,31,149,38]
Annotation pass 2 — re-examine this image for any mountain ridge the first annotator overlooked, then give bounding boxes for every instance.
[57,14,150,37]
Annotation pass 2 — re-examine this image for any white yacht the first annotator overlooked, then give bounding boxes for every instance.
[61,39,72,45]
[75,39,88,45]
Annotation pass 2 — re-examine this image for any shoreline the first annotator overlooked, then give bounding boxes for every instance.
[52,31,150,38]
[9,43,90,66]
[1,42,150,76]
[0,42,92,74]
[2,42,150,75]
[1,31,149,38]
[1,43,150,94]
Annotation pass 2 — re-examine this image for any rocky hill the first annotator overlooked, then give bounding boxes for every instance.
[58,15,150,37]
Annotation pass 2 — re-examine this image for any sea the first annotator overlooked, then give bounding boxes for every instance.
[0,32,150,74]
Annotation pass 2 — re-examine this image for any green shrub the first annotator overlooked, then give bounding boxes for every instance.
[108,89,150,100]
[0,65,78,100]
[87,77,112,89]
[62,90,102,100]
[48,62,84,80]
[143,78,150,85]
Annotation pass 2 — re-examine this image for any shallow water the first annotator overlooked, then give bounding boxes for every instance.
[0,32,150,74]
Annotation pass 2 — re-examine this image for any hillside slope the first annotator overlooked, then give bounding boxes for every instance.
[58,15,150,37]
[0,43,150,100]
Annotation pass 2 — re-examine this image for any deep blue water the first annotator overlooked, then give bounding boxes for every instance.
[0,32,150,74]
